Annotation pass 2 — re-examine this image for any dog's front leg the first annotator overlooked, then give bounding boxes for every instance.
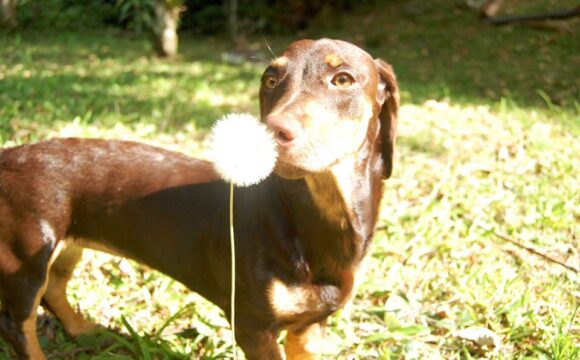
[235,325,283,360]
[284,321,326,360]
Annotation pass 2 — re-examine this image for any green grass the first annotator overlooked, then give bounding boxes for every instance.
[0,0,578,358]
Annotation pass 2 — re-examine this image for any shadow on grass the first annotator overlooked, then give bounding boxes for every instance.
[0,31,262,140]
[1,70,230,128]
[301,1,578,114]
[0,314,196,360]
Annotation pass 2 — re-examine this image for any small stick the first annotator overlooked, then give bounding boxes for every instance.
[486,6,580,25]
[377,218,578,273]
[474,221,578,273]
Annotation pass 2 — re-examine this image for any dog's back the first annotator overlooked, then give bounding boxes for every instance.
[0,138,216,201]
[0,138,221,359]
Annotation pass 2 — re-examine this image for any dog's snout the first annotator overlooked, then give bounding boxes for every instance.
[264,115,302,147]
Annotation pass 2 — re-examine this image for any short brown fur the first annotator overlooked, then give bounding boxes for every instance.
[0,39,398,359]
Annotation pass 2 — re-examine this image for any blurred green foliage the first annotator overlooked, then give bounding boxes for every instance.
[12,0,373,33]
[15,0,117,29]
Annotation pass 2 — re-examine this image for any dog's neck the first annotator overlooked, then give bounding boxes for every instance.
[302,144,385,266]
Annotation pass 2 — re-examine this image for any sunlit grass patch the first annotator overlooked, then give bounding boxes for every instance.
[353,100,579,359]
[0,31,262,147]
[3,100,574,359]
[1,7,578,358]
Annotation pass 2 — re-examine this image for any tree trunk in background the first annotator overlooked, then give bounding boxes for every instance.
[151,0,182,58]
[481,0,505,18]
[0,0,17,28]
[228,0,239,47]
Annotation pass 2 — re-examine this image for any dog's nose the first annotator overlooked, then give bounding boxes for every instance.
[264,115,302,146]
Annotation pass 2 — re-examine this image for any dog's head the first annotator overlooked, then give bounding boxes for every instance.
[260,39,399,179]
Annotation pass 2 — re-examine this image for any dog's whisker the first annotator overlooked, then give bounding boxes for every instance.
[262,37,277,61]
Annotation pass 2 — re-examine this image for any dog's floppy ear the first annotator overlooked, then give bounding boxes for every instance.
[374,59,399,179]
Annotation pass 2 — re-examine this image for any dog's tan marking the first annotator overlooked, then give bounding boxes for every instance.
[45,292,97,338]
[302,102,326,127]
[299,99,375,226]
[271,56,288,68]
[324,53,343,68]
[43,242,97,337]
[305,173,349,228]
[285,323,324,360]
[21,241,64,360]
[300,102,365,227]
[268,279,319,319]
[293,100,373,174]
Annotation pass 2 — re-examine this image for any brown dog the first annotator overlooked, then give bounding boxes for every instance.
[0,39,398,359]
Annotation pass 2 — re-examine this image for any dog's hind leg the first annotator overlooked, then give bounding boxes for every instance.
[41,243,97,338]
[0,236,63,360]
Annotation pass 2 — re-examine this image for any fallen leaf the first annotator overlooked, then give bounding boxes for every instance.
[454,326,500,348]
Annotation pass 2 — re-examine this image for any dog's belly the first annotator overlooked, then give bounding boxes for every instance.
[74,238,126,257]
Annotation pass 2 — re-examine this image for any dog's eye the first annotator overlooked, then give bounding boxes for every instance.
[331,72,355,88]
[262,75,278,89]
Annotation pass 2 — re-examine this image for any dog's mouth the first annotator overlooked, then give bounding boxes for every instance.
[271,139,309,178]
